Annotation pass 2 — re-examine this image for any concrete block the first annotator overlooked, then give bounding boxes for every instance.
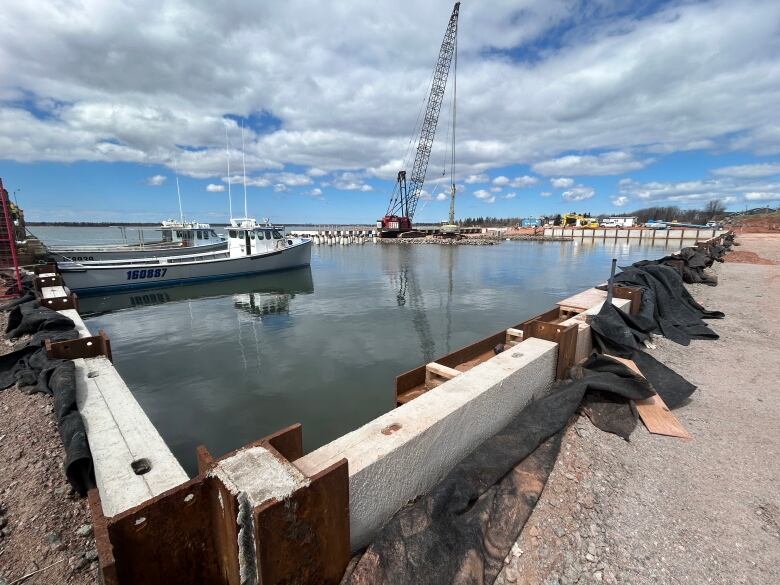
[56,300,188,517]
[295,337,558,550]
[75,356,188,516]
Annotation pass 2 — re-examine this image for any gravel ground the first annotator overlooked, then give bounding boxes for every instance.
[496,234,780,585]
[0,311,97,585]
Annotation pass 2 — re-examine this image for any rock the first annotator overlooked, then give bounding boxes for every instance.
[75,523,93,537]
[44,530,61,544]
[85,548,99,562]
[588,542,597,555]
[70,555,88,570]
[586,553,596,562]
[593,571,603,582]
[553,525,566,537]
[529,525,540,537]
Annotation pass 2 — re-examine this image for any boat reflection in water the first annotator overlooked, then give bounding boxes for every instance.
[77,267,314,317]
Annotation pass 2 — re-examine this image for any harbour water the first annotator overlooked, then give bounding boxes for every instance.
[35,227,690,475]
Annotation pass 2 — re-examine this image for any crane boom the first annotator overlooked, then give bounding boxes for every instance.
[379,2,460,236]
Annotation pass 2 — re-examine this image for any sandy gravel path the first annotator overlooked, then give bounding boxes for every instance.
[496,234,780,585]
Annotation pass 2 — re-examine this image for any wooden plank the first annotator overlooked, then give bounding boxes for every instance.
[605,356,692,440]
[523,321,579,380]
[555,288,607,311]
[426,362,461,379]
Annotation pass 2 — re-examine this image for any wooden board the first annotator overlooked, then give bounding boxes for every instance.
[555,288,607,311]
[606,355,692,440]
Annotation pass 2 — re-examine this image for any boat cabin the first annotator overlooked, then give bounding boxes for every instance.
[159,222,221,248]
[227,220,294,257]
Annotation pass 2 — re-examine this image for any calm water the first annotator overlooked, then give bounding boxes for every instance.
[36,227,685,476]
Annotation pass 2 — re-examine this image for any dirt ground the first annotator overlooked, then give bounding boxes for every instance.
[496,233,780,585]
[0,312,96,585]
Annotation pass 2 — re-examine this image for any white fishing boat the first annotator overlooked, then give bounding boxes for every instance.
[58,219,311,294]
[47,221,227,261]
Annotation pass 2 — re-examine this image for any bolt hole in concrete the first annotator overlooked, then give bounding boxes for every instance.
[382,423,402,435]
[134,516,146,528]
[184,493,195,504]
[131,458,152,475]
[512,353,524,358]
[87,371,100,378]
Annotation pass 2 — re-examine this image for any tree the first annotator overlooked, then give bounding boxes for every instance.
[704,199,726,219]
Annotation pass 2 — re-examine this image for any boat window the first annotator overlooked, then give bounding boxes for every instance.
[264,230,271,240]
[161,229,173,242]
[210,230,218,238]
[250,231,256,239]
[203,230,209,239]
[196,231,203,240]
[272,230,283,239]
[229,230,237,238]
[176,230,183,238]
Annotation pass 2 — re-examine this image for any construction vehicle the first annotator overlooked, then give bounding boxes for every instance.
[377,3,460,237]
[561,213,598,228]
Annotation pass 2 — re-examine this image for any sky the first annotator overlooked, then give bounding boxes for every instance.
[1,0,779,224]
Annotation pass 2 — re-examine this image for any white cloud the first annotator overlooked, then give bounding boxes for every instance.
[494,174,539,188]
[436,192,447,201]
[618,176,780,206]
[711,163,780,178]
[539,191,552,197]
[561,186,595,201]
[473,189,496,204]
[744,191,780,201]
[550,177,574,189]
[206,183,225,192]
[612,196,629,207]
[146,174,166,186]
[490,186,502,193]
[0,0,779,183]
[504,192,517,199]
[326,171,373,191]
[307,187,323,198]
[307,167,328,177]
[534,152,651,176]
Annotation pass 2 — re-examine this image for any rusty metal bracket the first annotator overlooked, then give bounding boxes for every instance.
[34,273,63,290]
[45,329,112,362]
[613,285,643,315]
[90,424,350,585]
[523,320,579,380]
[33,262,59,275]
[36,292,79,311]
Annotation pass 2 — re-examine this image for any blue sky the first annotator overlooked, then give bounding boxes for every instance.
[1,0,779,223]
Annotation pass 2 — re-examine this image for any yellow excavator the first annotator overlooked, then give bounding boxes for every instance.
[561,213,599,228]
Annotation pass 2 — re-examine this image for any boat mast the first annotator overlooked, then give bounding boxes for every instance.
[174,157,184,226]
[225,123,233,221]
[241,121,248,219]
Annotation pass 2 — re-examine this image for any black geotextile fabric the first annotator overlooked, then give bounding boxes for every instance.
[343,355,655,585]
[0,301,95,496]
[4,298,76,339]
[589,242,728,408]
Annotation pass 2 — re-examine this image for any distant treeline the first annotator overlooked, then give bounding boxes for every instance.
[460,201,733,227]
[27,221,162,227]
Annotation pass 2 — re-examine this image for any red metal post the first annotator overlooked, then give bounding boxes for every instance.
[0,178,23,297]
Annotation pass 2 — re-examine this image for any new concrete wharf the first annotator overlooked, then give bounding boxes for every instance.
[544,226,727,241]
[25,231,729,584]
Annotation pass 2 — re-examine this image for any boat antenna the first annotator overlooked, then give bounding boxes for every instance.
[225,123,233,221]
[241,120,248,219]
[174,156,184,225]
